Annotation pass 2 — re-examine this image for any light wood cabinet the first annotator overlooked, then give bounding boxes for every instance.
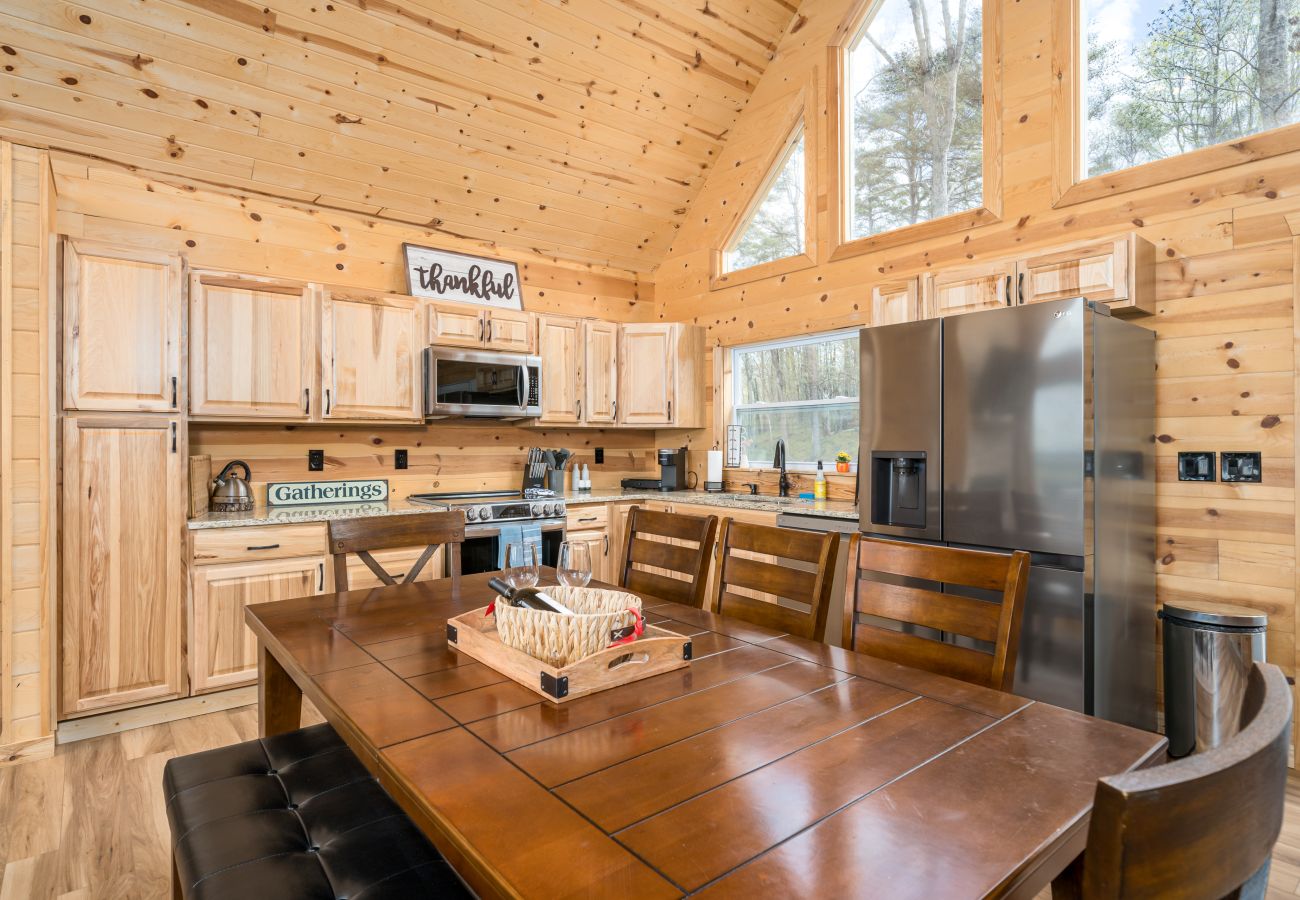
[428,303,535,353]
[321,289,422,421]
[871,278,923,325]
[63,241,183,412]
[62,415,185,717]
[189,273,315,419]
[618,324,705,427]
[924,261,1018,318]
[427,302,484,348]
[568,529,611,585]
[189,556,324,693]
[1016,234,1155,314]
[191,524,327,566]
[584,320,619,424]
[483,308,535,352]
[536,314,582,424]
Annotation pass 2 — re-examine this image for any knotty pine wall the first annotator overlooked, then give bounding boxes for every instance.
[53,156,664,501]
[0,142,56,760]
[656,0,1299,684]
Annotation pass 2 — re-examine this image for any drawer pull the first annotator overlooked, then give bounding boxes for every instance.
[246,543,281,551]
[578,516,598,523]
[318,562,324,592]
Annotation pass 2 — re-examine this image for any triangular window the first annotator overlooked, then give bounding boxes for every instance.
[723,124,806,272]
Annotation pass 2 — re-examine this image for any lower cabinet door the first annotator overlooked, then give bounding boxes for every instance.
[567,529,610,586]
[189,557,325,693]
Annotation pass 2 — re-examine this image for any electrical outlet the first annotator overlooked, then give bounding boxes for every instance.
[308,449,324,472]
[1221,451,1261,483]
[395,449,408,470]
[594,447,604,464]
[1177,451,1215,482]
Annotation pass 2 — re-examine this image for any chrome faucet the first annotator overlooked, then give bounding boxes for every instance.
[773,439,791,498]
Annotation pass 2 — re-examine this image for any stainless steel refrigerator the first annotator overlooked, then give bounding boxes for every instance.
[858,297,1155,730]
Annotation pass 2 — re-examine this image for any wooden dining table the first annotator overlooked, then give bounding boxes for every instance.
[245,570,1166,899]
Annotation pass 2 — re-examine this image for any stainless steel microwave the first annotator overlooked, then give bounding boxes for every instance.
[422,347,541,418]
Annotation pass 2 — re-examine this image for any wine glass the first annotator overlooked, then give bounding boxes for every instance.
[556,541,592,588]
[504,542,539,590]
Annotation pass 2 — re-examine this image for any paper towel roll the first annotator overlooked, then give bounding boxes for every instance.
[706,450,723,490]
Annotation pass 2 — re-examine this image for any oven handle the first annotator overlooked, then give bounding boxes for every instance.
[464,521,566,539]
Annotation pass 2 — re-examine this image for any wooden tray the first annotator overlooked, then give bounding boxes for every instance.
[446,606,692,702]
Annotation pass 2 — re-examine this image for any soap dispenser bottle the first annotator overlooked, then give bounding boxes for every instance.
[814,460,827,500]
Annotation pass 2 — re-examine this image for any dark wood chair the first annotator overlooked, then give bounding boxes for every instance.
[617,505,719,608]
[1053,662,1291,900]
[327,511,465,591]
[711,518,840,640]
[842,534,1030,691]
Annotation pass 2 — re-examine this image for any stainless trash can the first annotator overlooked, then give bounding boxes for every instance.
[1160,599,1267,757]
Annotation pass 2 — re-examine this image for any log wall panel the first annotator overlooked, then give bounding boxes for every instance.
[0,0,800,272]
[655,0,1300,693]
[0,142,56,759]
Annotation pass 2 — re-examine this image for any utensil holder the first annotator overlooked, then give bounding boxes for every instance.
[547,469,566,494]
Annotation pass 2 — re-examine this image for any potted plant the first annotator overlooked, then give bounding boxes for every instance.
[835,451,852,474]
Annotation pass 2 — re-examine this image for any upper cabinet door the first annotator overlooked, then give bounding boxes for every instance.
[190,274,315,419]
[584,320,619,424]
[1016,236,1152,314]
[484,308,535,352]
[536,314,581,424]
[618,324,675,426]
[321,290,421,421]
[871,278,922,325]
[63,241,183,412]
[925,261,1017,318]
[428,303,484,348]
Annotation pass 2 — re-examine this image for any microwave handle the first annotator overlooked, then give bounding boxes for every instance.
[519,363,530,410]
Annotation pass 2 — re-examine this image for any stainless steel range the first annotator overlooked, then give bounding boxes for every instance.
[407,489,566,574]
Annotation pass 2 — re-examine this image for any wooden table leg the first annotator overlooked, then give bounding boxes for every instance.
[1050,851,1085,900]
[258,644,302,737]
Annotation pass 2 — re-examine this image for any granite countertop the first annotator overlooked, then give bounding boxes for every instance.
[189,489,858,530]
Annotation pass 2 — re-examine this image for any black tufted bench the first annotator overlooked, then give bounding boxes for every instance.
[163,722,473,899]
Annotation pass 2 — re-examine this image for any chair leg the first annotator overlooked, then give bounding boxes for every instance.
[172,853,185,900]
[1050,851,1084,900]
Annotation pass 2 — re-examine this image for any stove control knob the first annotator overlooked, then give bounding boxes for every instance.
[544,502,558,516]
[464,506,479,522]
[476,506,492,522]
[531,503,545,516]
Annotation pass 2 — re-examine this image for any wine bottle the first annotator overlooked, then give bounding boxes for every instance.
[487,577,576,615]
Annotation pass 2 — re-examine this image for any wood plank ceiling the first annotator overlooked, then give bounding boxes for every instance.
[0,0,799,274]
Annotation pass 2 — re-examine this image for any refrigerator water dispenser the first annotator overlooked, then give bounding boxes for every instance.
[870,451,927,528]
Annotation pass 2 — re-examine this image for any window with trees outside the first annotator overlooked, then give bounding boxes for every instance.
[731,330,860,470]
[845,0,984,241]
[723,125,806,272]
[1083,0,1300,178]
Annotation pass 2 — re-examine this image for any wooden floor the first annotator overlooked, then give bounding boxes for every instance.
[0,705,1297,899]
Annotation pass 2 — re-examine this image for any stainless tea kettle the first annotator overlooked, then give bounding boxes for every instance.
[210,460,254,512]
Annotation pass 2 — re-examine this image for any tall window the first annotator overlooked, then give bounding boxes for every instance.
[723,125,806,272]
[1083,0,1300,177]
[846,0,984,240]
[731,330,859,469]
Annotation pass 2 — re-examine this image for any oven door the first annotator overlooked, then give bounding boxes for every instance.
[423,347,541,418]
[458,520,566,576]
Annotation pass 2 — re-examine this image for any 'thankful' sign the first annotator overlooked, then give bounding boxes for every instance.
[402,243,523,310]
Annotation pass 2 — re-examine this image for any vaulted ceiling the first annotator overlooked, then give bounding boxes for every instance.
[0,0,799,274]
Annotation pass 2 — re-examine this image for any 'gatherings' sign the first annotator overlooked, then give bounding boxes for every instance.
[402,243,523,310]
[267,479,390,507]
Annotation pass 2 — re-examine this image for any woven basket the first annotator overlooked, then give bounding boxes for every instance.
[494,585,642,668]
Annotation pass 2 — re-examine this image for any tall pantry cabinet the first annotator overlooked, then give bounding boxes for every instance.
[60,241,187,717]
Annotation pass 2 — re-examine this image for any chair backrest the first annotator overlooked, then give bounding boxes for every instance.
[328,510,465,591]
[618,506,718,608]
[843,535,1030,691]
[713,519,840,641]
[1079,663,1291,899]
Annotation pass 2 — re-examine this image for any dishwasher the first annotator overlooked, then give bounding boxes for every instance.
[775,512,859,648]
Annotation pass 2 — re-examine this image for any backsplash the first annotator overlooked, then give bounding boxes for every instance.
[190,421,660,507]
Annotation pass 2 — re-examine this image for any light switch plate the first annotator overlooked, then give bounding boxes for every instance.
[395,449,408,470]
[308,449,325,472]
[1221,451,1261,483]
[1177,451,1215,482]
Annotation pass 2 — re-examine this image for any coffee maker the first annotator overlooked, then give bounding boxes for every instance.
[621,447,689,492]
